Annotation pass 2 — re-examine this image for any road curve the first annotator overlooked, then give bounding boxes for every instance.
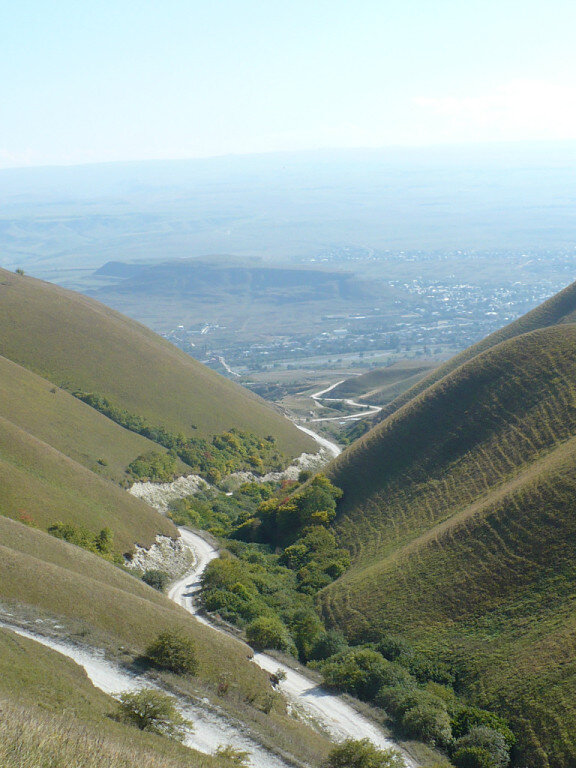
[309,381,383,423]
[170,528,418,767]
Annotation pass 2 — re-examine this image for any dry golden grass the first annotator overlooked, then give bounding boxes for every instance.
[0,702,220,768]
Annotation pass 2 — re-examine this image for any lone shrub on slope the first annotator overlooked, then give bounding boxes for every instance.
[145,630,198,675]
[117,689,189,740]
[325,738,404,768]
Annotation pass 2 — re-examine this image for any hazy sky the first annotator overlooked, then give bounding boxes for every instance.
[2,0,576,167]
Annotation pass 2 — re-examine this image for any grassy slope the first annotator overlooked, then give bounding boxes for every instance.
[0,629,220,768]
[321,324,576,766]
[378,277,576,419]
[0,353,180,484]
[0,269,314,457]
[0,414,176,551]
[0,516,330,765]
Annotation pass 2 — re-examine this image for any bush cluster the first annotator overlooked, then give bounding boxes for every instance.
[317,643,515,761]
[144,630,198,675]
[169,482,275,538]
[142,569,171,592]
[128,451,178,482]
[74,391,285,480]
[232,474,343,546]
[48,522,121,563]
[197,475,349,658]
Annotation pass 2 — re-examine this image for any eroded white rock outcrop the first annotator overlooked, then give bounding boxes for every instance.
[126,534,194,577]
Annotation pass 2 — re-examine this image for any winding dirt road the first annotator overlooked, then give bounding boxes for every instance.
[308,381,382,423]
[169,528,418,767]
[0,618,289,768]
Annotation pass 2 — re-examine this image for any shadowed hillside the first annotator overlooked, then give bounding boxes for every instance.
[321,314,576,766]
[0,269,314,458]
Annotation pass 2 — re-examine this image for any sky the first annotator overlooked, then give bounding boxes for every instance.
[1,0,576,168]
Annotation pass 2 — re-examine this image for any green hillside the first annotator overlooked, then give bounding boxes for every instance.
[0,516,330,766]
[0,353,179,484]
[0,629,221,768]
[321,319,576,766]
[378,277,576,419]
[0,269,314,458]
[0,414,176,551]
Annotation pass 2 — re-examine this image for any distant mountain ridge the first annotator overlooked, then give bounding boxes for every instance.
[93,258,375,303]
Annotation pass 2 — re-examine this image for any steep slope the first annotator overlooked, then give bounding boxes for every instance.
[0,269,314,457]
[0,517,330,766]
[0,353,179,484]
[0,414,176,551]
[321,321,576,766]
[378,277,576,419]
[0,630,220,768]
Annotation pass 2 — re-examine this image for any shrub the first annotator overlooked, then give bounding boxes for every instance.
[245,616,292,652]
[309,629,349,660]
[452,746,498,768]
[376,635,413,661]
[402,704,452,746]
[325,738,405,768]
[142,569,171,592]
[451,708,515,748]
[322,648,414,702]
[145,630,198,675]
[376,686,446,719]
[287,609,324,660]
[452,727,510,768]
[128,451,178,482]
[116,689,189,740]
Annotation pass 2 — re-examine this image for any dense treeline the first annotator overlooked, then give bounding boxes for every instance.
[74,391,285,481]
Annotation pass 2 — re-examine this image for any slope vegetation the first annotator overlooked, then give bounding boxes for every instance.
[0,269,314,457]
[322,321,576,766]
[0,630,220,768]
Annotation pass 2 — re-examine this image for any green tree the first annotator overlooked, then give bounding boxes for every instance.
[452,727,510,768]
[451,708,515,747]
[145,630,198,675]
[116,689,189,740]
[325,738,404,768]
[310,629,348,660]
[321,648,413,701]
[452,747,497,768]
[94,527,114,555]
[245,615,292,652]
[402,704,452,746]
[15,268,25,276]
